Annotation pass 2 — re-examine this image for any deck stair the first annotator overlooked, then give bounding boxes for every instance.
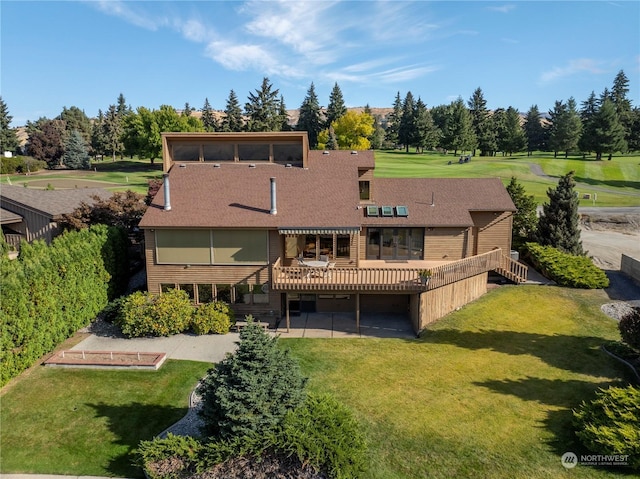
[493,253,528,284]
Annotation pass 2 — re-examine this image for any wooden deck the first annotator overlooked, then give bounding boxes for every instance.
[271,249,527,292]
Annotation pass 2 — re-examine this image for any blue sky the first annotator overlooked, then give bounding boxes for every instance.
[2,1,639,126]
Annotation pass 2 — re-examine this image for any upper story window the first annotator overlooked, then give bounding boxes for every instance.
[359,181,371,201]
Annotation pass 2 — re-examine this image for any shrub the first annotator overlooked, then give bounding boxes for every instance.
[135,433,202,479]
[197,317,307,439]
[619,308,640,351]
[524,242,609,289]
[0,155,46,174]
[117,289,193,338]
[191,301,234,335]
[573,385,640,470]
[101,296,125,323]
[279,393,367,479]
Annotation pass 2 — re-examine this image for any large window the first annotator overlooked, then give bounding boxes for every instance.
[172,143,200,161]
[299,233,351,260]
[156,230,211,264]
[155,229,267,265]
[366,228,424,260]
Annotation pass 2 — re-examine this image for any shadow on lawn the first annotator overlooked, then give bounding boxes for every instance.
[573,175,640,192]
[87,401,187,477]
[421,328,621,376]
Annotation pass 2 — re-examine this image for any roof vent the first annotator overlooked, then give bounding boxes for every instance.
[179,163,187,168]
[323,151,330,155]
[351,150,358,155]
[285,163,292,168]
[249,164,256,168]
[213,163,221,168]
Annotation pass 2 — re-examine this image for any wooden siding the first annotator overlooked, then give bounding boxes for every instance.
[144,229,283,314]
[0,200,57,243]
[424,227,469,260]
[418,273,488,330]
[471,212,513,254]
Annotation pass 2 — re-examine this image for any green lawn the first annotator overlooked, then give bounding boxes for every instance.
[285,286,633,479]
[374,150,640,207]
[0,360,211,477]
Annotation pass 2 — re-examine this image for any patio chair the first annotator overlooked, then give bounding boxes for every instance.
[324,262,336,278]
[320,254,329,262]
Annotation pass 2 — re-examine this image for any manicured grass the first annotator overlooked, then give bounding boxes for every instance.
[374,150,640,207]
[5,158,163,194]
[0,360,211,477]
[285,286,632,479]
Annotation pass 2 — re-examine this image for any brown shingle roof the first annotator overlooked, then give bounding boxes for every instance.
[0,185,112,218]
[139,153,367,229]
[363,177,515,227]
[139,150,515,230]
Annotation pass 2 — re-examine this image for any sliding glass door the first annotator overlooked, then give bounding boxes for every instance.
[367,228,423,260]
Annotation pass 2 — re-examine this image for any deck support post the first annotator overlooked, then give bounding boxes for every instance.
[285,293,290,332]
[356,292,360,332]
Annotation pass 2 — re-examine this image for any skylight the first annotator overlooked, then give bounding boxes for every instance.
[381,206,394,217]
[366,205,379,217]
[396,206,408,217]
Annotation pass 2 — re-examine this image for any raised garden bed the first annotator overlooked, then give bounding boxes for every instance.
[44,350,167,370]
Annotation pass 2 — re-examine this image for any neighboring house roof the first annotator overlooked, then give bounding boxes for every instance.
[139,146,515,231]
[363,177,516,227]
[0,207,22,224]
[0,185,112,218]
[140,152,367,230]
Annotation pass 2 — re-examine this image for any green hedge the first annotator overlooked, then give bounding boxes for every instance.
[0,225,127,386]
[0,155,47,174]
[524,242,609,289]
[573,385,640,470]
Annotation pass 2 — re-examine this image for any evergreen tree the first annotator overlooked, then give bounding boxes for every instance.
[245,77,280,132]
[385,92,403,147]
[221,90,244,132]
[628,107,640,152]
[498,106,526,155]
[62,130,90,169]
[506,177,538,244]
[91,110,108,159]
[58,106,92,149]
[413,98,440,153]
[116,93,128,117]
[296,82,322,148]
[103,104,123,162]
[326,126,338,150]
[468,87,495,156]
[398,91,416,152]
[369,113,386,150]
[201,97,217,132]
[536,171,583,255]
[446,97,476,155]
[590,98,627,160]
[523,105,546,155]
[0,97,19,153]
[611,69,633,143]
[548,98,582,158]
[325,82,346,128]
[182,102,193,117]
[277,95,291,131]
[197,319,307,439]
[578,92,599,155]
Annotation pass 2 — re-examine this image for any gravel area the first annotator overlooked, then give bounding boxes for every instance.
[601,302,640,321]
[158,385,205,438]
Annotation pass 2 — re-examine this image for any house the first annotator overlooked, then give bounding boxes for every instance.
[139,132,527,333]
[0,184,111,247]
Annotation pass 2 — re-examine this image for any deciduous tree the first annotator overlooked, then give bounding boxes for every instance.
[27,119,65,168]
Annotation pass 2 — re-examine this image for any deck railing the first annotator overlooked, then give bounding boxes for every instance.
[271,249,527,292]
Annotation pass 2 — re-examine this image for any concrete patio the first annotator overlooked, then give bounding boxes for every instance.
[275,312,416,339]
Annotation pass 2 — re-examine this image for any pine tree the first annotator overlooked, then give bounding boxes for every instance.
[245,77,280,132]
[326,125,338,150]
[201,98,217,132]
[413,97,440,153]
[385,92,403,147]
[0,97,19,153]
[591,98,627,160]
[468,87,495,156]
[325,82,346,128]
[398,91,416,152]
[506,177,538,244]
[103,104,123,162]
[498,106,526,155]
[62,130,90,169]
[91,110,108,159]
[548,98,582,158]
[447,97,476,155]
[58,106,92,149]
[182,102,193,117]
[536,171,583,255]
[197,319,307,439]
[222,90,244,132]
[523,105,546,155]
[277,95,291,131]
[296,82,322,148]
[579,92,599,155]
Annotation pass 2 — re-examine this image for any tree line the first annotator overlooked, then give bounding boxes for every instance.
[0,70,637,169]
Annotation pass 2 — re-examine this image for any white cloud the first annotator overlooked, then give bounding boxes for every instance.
[540,58,606,83]
[488,4,516,14]
[92,1,167,30]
